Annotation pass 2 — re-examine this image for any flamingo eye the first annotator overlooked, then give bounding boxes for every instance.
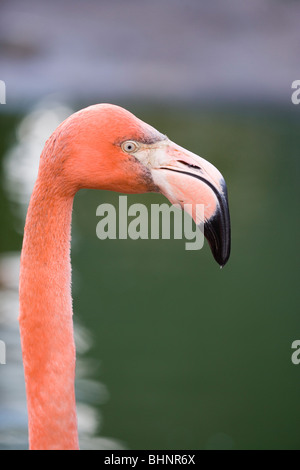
[121,141,140,153]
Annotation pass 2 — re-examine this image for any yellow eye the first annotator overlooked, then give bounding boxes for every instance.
[121,141,140,153]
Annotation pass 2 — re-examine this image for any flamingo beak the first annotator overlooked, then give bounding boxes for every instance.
[151,140,231,267]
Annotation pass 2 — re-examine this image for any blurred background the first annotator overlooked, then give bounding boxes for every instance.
[0,0,299,450]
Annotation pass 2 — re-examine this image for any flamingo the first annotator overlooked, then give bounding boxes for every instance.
[19,104,231,450]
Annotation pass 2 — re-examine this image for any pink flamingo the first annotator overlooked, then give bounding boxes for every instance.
[19,104,230,450]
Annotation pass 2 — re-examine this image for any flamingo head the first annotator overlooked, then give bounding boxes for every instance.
[53,104,231,266]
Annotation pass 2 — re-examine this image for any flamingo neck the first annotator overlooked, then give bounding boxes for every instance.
[19,177,79,450]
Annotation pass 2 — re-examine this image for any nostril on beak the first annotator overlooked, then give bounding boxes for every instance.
[177,160,201,171]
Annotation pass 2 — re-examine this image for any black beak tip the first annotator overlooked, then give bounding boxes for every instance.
[204,206,231,269]
[217,248,231,269]
[208,235,231,268]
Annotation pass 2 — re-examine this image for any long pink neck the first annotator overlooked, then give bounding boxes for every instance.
[19,174,79,450]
